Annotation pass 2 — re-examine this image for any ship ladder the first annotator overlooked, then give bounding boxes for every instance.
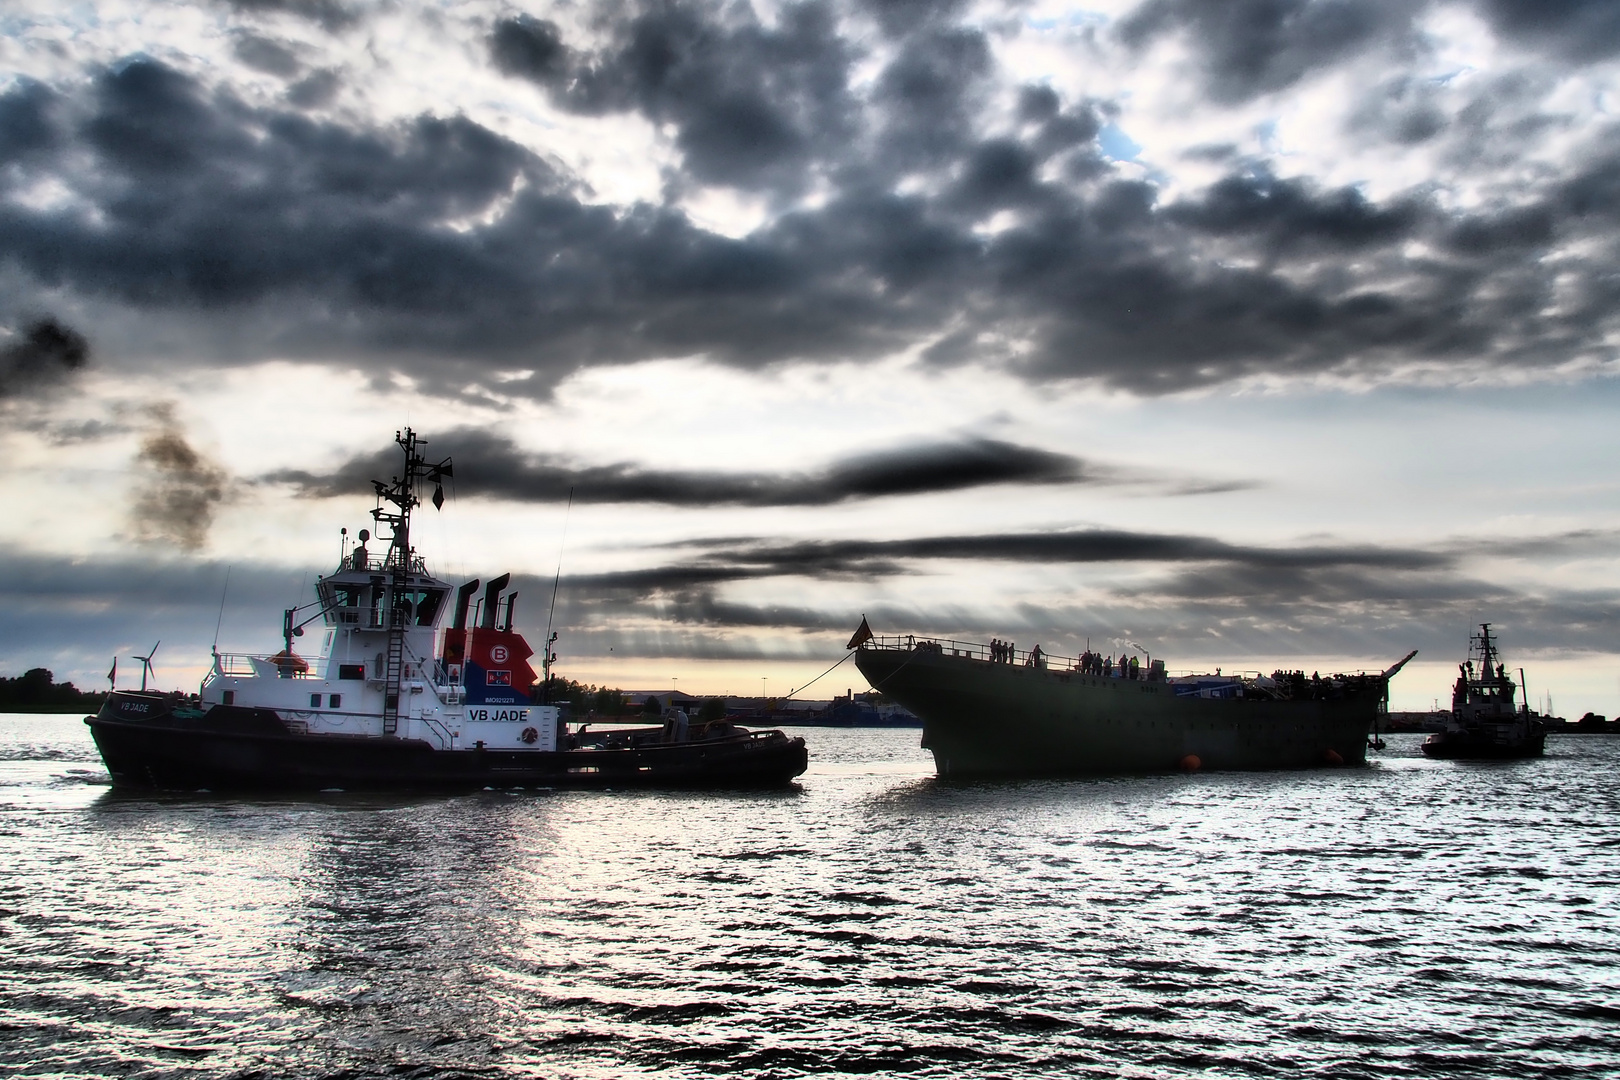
[382,571,408,735]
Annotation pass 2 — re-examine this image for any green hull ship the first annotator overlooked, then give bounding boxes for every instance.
[852,628,1415,777]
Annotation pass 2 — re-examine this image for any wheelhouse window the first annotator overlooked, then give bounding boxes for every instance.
[318,580,444,627]
[408,588,446,626]
[319,581,369,625]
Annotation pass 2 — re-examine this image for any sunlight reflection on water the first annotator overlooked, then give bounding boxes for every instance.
[2,715,1617,1078]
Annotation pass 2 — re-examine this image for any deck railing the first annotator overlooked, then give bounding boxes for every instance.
[862,634,1128,672]
[859,635,1390,689]
[333,552,429,574]
[859,634,1218,681]
[212,652,319,678]
[211,649,475,699]
[212,653,261,676]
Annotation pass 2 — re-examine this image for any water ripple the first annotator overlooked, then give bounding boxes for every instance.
[2,716,1618,1078]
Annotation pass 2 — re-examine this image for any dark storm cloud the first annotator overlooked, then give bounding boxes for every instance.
[0,318,90,400]
[3,59,574,344]
[1117,0,1620,107]
[1444,528,1620,560]
[588,546,1617,669]
[686,530,1450,578]
[0,548,281,611]
[1102,562,1620,664]
[219,0,358,31]
[854,0,974,38]
[479,530,1464,663]
[559,564,782,592]
[1,52,938,375]
[1166,171,1425,254]
[1477,0,1620,62]
[285,69,342,108]
[1348,76,1449,146]
[1118,0,1620,104]
[0,546,314,686]
[490,15,573,88]
[0,79,59,160]
[232,33,304,78]
[268,430,1094,506]
[538,525,1619,669]
[4,524,1615,688]
[2,2,1619,395]
[872,25,994,171]
[494,1,861,193]
[531,529,1455,622]
[1118,0,1419,104]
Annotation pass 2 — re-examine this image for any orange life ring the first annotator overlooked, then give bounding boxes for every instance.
[520,726,539,745]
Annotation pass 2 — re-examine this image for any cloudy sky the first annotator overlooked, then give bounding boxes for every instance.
[2,0,1618,714]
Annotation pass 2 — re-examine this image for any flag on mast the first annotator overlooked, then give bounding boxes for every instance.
[846,616,874,650]
[107,658,116,688]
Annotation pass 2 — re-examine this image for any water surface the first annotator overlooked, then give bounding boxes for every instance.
[2,714,1617,1078]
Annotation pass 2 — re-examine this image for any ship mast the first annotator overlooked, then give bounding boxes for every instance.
[1475,622,1496,675]
[367,429,452,734]
[370,428,451,572]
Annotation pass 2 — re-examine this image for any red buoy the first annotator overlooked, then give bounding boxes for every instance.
[1323,748,1344,765]
[1179,754,1201,771]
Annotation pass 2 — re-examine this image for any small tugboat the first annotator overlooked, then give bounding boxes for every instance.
[1421,623,1546,760]
[86,430,807,791]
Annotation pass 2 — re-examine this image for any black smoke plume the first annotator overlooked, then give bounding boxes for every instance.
[130,405,230,551]
[0,318,89,399]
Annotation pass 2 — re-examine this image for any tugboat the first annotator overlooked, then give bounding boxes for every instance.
[86,430,808,791]
[1420,623,1546,760]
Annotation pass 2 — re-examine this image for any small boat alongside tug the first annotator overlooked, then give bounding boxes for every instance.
[86,430,807,791]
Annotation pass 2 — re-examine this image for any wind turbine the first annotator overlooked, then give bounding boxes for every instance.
[134,641,161,692]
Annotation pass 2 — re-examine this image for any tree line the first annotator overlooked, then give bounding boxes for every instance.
[0,669,106,712]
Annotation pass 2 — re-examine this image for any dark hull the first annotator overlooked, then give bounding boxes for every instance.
[85,703,807,792]
[1420,727,1545,760]
[855,647,1377,777]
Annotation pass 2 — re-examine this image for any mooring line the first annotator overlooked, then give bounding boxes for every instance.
[785,650,855,699]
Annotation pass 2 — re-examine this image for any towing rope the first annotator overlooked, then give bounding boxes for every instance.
[784,650,854,700]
